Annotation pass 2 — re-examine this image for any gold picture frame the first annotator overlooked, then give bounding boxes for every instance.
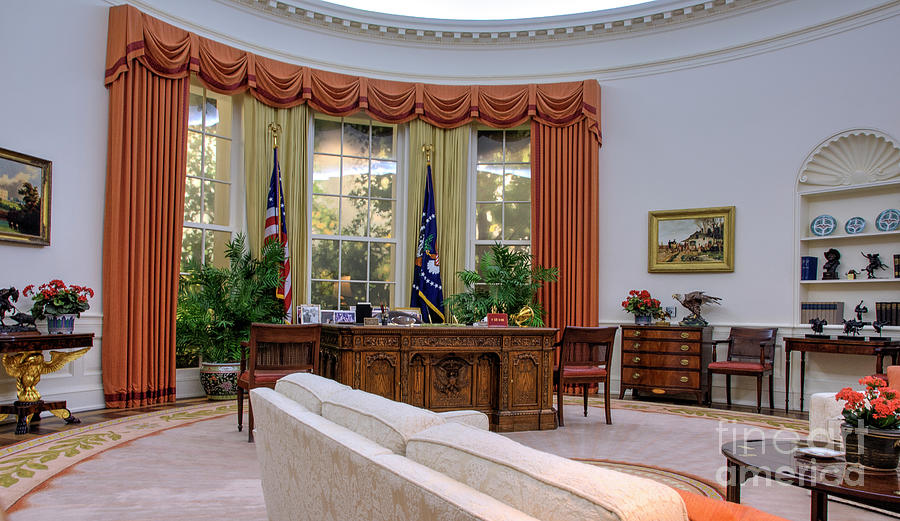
[0,147,51,246]
[648,206,734,273]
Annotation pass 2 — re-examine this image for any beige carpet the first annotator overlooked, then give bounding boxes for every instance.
[4,398,895,521]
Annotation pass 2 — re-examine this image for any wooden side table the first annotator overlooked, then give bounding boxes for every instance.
[0,332,94,434]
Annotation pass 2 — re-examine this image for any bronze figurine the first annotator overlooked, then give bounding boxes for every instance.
[821,249,840,280]
[861,252,888,279]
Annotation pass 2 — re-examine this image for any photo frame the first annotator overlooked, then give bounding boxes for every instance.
[0,147,51,246]
[299,304,321,324]
[648,206,734,273]
[333,310,356,323]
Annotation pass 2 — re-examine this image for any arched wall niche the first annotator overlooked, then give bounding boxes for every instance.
[797,129,900,189]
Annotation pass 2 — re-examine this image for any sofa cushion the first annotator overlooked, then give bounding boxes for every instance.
[322,388,444,454]
[274,372,351,415]
[437,410,490,430]
[407,422,688,521]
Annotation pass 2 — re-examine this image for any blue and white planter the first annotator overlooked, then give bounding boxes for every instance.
[46,314,76,334]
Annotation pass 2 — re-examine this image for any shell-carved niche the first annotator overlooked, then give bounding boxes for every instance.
[799,130,900,187]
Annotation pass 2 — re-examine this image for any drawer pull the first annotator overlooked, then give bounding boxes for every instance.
[679,376,689,383]
[632,372,641,379]
[632,342,641,349]
[681,332,690,339]
[680,359,689,366]
[632,357,641,363]
[632,331,642,337]
[680,345,690,351]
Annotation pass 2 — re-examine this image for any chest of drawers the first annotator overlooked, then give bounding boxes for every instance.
[618,325,711,404]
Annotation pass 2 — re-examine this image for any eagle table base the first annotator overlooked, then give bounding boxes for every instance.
[0,400,79,434]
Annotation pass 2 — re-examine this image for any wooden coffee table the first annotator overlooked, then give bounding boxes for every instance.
[722,438,900,520]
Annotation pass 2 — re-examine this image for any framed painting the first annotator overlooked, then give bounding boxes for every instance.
[0,147,51,245]
[648,206,734,273]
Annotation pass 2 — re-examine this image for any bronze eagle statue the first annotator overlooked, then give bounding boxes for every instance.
[672,291,722,326]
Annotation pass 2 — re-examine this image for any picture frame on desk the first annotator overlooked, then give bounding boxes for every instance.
[333,310,356,324]
[299,304,321,324]
[647,206,734,273]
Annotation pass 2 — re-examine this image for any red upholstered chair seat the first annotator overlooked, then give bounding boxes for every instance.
[707,361,772,372]
[562,366,608,378]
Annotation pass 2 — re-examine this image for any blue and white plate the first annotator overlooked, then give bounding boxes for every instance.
[844,216,866,234]
[875,209,900,232]
[810,214,837,236]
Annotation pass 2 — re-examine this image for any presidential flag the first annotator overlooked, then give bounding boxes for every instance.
[264,147,292,323]
[410,164,445,323]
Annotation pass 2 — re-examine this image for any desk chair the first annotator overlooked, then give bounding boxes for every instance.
[554,326,618,426]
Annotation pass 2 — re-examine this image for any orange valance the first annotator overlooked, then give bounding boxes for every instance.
[105,5,601,140]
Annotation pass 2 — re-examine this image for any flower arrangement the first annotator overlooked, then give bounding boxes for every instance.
[22,280,94,320]
[621,289,665,319]
[836,376,900,430]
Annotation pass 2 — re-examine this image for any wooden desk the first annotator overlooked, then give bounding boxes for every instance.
[319,325,557,432]
[783,336,900,412]
[0,333,93,434]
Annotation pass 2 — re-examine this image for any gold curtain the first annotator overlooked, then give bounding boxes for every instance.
[243,97,310,305]
[406,120,470,313]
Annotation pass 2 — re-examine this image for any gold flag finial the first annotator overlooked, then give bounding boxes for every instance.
[422,144,433,165]
[268,122,282,149]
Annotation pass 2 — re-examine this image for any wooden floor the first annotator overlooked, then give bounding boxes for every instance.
[0,397,210,449]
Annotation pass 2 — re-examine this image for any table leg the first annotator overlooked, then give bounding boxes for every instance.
[810,490,827,521]
[784,348,791,413]
[800,352,806,412]
[726,461,741,503]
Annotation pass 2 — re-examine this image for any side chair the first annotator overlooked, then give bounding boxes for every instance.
[707,327,778,414]
[553,326,618,427]
[238,323,321,442]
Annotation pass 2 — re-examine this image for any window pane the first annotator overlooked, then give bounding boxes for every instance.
[369,242,394,282]
[188,92,204,131]
[311,195,339,235]
[341,281,367,309]
[343,122,370,158]
[205,92,232,137]
[505,202,531,240]
[181,227,202,270]
[340,240,368,281]
[340,197,368,237]
[314,119,341,154]
[313,154,341,194]
[204,136,231,181]
[187,132,203,178]
[369,199,394,239]
[311,239,339,279]
[203,180,230,226]
[370,160,396,199]
[183,177,201,223]
[504,165,531,201]
[206,230,233,268]
[342,157,369,197]
[310,281,338,310]
[476,203,502,240]
[369,283,394,308]
[474,244,492,277]
[371,125,395,159]
[476,166,503,202]
[505,130,530,163]
[477,131,503,163]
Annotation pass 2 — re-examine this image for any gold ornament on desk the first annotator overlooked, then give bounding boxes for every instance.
[513,306,535,327]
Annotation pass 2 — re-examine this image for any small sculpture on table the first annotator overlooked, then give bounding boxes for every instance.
[839,319,865,339]
[871,320,891,341]
[821,249,841,280]
[0,287,38,334]
[854,300,868,321]
[861,252,888,279]
[672,291,722,327]
[806,317,829,339]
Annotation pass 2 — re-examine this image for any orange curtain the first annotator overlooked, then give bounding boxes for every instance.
[102,59,187,408]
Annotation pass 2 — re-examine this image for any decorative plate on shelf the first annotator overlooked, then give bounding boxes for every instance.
[844,216,866,234]
[810,214,837,236]
[875,209,900,231]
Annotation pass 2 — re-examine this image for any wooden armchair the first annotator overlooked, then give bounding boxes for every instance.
[238,323,321,442]
[553,326,618,426]
[707,327,778,414]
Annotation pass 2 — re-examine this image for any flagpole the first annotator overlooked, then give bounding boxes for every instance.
[421,144,433,166]
[268,123,283,241]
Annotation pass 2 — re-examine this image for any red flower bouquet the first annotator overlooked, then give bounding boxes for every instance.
[621,289,665,319]
[22,280,94,320]
[836,376,900,430]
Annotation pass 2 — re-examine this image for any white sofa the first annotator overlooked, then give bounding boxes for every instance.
[251,373,689,521]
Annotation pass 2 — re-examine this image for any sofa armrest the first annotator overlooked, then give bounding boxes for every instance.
[437,410,490,430]
[888,366,900,388]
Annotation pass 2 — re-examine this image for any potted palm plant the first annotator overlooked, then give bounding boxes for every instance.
[445,243,558,327]
[176,234,285,400]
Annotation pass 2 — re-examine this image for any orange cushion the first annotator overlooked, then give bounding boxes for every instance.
[708,361,772,372]
[887,366,900,388]
[238,369,293,386]
[562,366,607,378]
[676,490,789,521]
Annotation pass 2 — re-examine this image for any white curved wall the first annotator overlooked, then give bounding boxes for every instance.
[1,0,898,411]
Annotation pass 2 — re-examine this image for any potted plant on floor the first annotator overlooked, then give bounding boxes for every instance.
[176,234,285,400]
[445,243,558,327]
[835,376,900,470]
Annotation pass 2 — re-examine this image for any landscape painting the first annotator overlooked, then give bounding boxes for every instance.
[0,148,51,246]
[648,206,734,272]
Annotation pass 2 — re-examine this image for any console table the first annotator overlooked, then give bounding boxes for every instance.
[319,325,557,432]
[783,336,900,412]
[0,333,93,434]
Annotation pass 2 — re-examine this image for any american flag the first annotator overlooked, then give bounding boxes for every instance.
[265,147,292,323]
